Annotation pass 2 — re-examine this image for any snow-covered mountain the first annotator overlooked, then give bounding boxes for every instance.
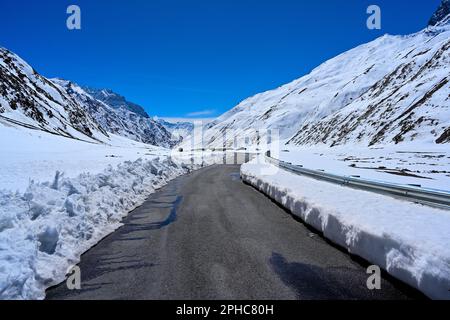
[0,48,177,148]
[54,81,177,148]
[0,48,109,143]
[182,1,450,150]
[154,117,195,141]
[155,118,194,134]
[83,87,149,119]
[429,0,450,26]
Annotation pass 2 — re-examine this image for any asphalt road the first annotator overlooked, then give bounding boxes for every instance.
[46,162,421,300]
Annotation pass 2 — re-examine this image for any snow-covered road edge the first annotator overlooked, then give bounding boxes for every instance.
[0,155,210,300]
[241,158,450,300]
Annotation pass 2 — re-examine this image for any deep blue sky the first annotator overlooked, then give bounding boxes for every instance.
[0,0,442,120]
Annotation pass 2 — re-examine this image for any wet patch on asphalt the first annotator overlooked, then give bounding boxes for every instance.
[229,172,241,181]
[269,252,410,300]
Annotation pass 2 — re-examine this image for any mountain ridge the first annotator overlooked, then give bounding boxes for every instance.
[0,47,109,143]
[83,87,150,119]
[429,0,450,26]
[182,2,450,150]
[51,79,178,148]
[0,48,177,147]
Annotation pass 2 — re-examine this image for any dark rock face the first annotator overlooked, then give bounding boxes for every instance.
[429,0,450,26]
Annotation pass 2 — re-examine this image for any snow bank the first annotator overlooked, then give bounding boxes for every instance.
[0,156,203,300]
[241,157,450,299]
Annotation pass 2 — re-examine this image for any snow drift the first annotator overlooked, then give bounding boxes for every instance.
[0,155,203,300]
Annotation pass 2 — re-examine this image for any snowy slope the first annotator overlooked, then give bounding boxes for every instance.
[289,25,450,147]
[182,2,450,150]
[52,80,177,148]
[0,48,108,143]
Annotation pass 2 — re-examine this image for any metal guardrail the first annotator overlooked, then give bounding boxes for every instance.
[265,151,450,210]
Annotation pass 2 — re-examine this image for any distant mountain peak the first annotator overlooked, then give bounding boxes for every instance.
[429,0,450,26]
[83,86,150,118]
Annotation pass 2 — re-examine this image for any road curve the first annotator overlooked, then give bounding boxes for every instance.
[46,164,421,300]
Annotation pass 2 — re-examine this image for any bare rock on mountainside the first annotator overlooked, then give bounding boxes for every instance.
[429,0,450,26]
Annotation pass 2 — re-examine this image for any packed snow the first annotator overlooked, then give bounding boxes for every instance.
[241,157,450,299]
